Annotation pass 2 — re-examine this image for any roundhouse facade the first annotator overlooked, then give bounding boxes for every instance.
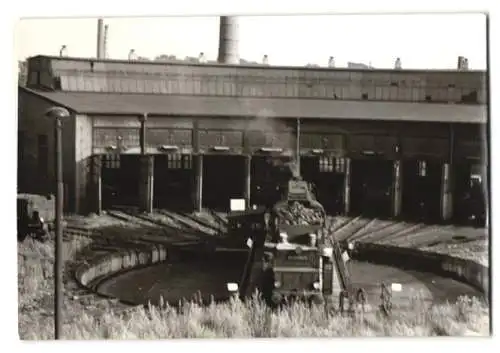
[18,55,488,223]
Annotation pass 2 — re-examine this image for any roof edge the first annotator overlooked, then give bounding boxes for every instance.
[19,86,78,114]
[27,55,488,75]
[18,87,487,124]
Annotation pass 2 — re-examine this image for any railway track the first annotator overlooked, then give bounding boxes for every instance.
[63,225,102,240]
[208,209,229,228]
[181,212,225,235]
[348,219,396,243]
[59,208,227,250]
[333,217,365,241]
[106,209,162,229]
[157,209,219,236]
[369,222,425,244]
[106,208,226,244]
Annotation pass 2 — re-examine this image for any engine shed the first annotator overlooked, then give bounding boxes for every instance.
[18,55,488,224]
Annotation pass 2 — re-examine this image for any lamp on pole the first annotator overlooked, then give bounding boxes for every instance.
[45,106,70,340]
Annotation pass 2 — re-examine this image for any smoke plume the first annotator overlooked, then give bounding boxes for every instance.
[241,103,299,177]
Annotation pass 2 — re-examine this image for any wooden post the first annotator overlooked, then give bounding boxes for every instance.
[441,125,455,222]
[441,163,453,222]
[344,158,351,215]
[244,155,251,209]
[392,160,402,218]
[146,156,154,213]
[195,155,203,212]
[93,155,102,215]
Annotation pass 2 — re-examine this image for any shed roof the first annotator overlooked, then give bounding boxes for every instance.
[32,55,488,75]
[20,87,487,124]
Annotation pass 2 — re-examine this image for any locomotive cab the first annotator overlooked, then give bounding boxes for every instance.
[226,206,269,249]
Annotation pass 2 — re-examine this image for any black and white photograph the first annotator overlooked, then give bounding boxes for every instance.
[10,2,493,343]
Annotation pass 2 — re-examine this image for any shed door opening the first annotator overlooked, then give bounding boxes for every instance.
[301,156,346,215]
[350,158,393,218]
[453,162,487,226]
[154,154,193,211]
[401,160,442,223]
[203,155,245,212]
[101,154,141,209]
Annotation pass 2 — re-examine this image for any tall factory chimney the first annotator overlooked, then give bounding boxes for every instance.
[217,16,240,64]
[97,18,105,59]
[103,24,109,59]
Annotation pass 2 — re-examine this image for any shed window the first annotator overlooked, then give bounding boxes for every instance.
[319,157,334,173]
[103,154,120,169]
[335,158,346,173]
[417,160,427,177]
[183,155,192,169]
[167,154,182,169]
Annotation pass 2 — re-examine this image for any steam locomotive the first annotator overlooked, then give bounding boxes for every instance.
[226,174,349,305]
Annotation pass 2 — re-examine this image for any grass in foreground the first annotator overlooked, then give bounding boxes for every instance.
[24,294,490,339]
[18,237,490,339]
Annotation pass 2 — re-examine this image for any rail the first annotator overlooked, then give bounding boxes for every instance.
[238,230,268,299]
[331,240,352,292]
[63,225,102,240]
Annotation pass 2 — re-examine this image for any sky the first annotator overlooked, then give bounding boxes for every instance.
[15,13,487,70]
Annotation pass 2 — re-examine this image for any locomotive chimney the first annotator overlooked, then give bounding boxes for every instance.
[97,18,105,59]
[218,16,240,64]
